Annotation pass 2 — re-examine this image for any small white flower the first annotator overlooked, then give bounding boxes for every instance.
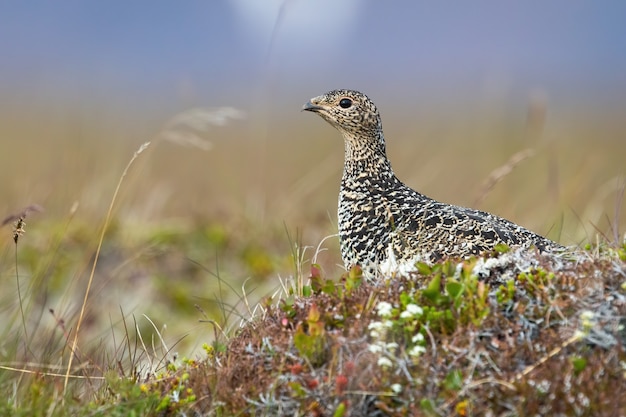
[405,304,423,316]
[377,357,393,368]
[376,301,393,317]
[171,390,180,403]
[408,345,426,358]
[383,320,394,328]
[368,344,383,354]
[390,383,402,394]
[368,321,384,331]
[399,310,413,319]
[411,333,425,343]
[579,310,596,333]
[368,321,384,338]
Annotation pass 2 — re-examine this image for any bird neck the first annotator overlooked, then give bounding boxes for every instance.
[342,131,395,180]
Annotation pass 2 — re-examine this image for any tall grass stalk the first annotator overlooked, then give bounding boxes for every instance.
[63,141,151,395]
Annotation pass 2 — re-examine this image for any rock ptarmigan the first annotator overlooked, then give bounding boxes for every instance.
[303,89,564,277]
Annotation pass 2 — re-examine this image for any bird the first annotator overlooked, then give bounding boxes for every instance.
[302,89,564,277]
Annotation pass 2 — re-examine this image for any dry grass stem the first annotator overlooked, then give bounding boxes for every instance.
[474,148,536,206]
[63,141,151,395]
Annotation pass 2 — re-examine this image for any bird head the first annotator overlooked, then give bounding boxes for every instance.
[303,89,383,142]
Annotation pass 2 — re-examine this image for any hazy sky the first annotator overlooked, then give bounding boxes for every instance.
[2,1,625,111]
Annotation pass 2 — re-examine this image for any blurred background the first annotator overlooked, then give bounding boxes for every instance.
[1,1,625,356]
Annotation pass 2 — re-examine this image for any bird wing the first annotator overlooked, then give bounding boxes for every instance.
[383,191,553,260]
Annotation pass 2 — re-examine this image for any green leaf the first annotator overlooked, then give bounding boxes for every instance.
[419,398,437,415]
[345,266,362,293]
[445,280,463,298]
[415,262,432,276]
[442,260,457,277]
[422,274,441,302]
[443,370,463,391]
[333,402,347,417]
[322,279,337,296]
[293,323,326,366]
[494,243,510,253]
[399,292,411,307]
[571,356,587,374]
[288,381,306,398]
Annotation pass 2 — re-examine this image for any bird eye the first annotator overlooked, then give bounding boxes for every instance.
[339,98,352,109]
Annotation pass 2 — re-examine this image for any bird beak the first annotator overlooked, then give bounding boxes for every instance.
[302,100,322,112]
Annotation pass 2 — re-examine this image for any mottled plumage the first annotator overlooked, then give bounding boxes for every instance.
[303,89,563,275]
